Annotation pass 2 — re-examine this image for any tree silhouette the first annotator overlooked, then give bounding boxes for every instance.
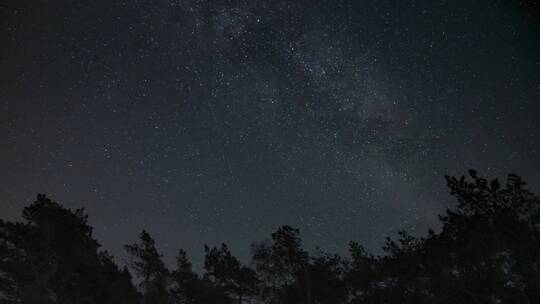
[345,242,378,303]
[170,248,199,304]
[1,171,539,303]
[302,250,348,304]
[170,248,231,304]
[349,170,540,303]
[0,194,139,304]
[203,243,258,304]
[125,230,170,304]
[251,225,311,303]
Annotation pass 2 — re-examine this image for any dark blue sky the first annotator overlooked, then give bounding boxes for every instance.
[1,0,539,269]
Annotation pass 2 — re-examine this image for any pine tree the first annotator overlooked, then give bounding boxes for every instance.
[125,230,170,304]
[204,243,257,304]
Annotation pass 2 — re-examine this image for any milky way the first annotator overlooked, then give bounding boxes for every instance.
[1,0,539,268]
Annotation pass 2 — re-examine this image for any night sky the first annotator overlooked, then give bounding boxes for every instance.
[1,0,539,268]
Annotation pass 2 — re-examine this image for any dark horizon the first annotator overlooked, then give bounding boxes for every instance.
[1,170,540,303]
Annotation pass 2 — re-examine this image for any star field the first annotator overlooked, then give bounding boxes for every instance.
[1,0,539,268]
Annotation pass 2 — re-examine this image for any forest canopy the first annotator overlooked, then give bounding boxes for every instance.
[1,170,539,304]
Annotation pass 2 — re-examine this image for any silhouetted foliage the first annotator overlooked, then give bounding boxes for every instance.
[0,194,139,304]
[203,243,257,304]
[171,247,232,304]
[125,230,170,303]
[170,248,198,303]
[1,171,539,303]
[251,225,309,303]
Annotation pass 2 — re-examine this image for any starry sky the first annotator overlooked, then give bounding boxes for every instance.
[1,0,539,268]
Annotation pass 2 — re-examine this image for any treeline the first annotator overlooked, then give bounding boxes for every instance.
[1,170,539,303]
